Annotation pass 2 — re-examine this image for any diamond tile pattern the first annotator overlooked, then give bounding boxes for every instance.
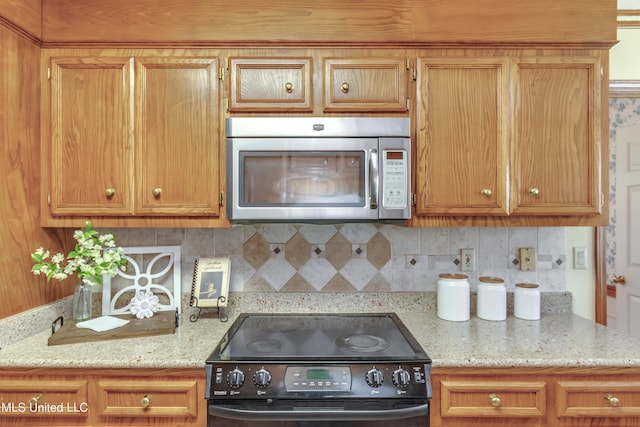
[243,224,392,291]
[115,225,567,293]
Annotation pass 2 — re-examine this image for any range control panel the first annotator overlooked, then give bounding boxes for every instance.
[207,363,431,400]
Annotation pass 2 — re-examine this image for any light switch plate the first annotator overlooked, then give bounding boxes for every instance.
[573,247,587,270]
[519,248,536,271]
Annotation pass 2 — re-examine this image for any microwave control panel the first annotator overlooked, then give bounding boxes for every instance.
[382,150,408,209]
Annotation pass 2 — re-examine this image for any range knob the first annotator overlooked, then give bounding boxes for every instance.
[392,368,411,388]
[253,367,272,388]
[365,368,384,388]
[227,367,245,389]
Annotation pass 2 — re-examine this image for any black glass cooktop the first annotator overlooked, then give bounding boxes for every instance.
[208,313,430,362]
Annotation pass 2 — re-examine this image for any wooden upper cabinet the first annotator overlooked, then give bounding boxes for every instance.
[228,57,313,112]
[415,57,509,216]
[135,57,220,216]
[49,57,134,216]
[45,53,222,225]
[323,57,408,112]
[510,56,602,216]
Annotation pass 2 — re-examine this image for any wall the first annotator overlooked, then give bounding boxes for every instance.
[0,24,74,319]
[599,12,640,324]
[103,225,566,295]
[611,28,640,80]
[565,227,596,320]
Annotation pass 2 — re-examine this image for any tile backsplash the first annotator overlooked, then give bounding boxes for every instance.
[105,225,566,294]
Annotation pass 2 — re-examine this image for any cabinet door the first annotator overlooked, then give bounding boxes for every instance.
[0,378,89,425]
[556,380,640,418]
[96,378,199,423]
[415,58,509,216]
[49,57,134,216]
[228,57,313,112]
[323,57,408,112]
[440,380,546,418]
[510,57,602,215]
[135,57,221,216]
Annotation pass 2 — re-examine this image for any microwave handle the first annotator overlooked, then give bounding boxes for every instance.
[369,149,379,209]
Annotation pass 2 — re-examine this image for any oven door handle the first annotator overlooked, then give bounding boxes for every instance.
[209,402,429,421]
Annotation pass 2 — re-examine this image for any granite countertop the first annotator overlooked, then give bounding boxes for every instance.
[1,292,640,370]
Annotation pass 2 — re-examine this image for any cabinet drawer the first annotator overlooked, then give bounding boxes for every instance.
[97,379,198,418]
[228,57,313,111]
[556,381,640,417]
[0,379,88,418]
[323,57,408,112]
[441,380,546,418]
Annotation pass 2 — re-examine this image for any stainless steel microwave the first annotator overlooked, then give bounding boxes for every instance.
[226,117,411,223]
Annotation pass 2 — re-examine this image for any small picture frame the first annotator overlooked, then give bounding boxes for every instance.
[190,257,230,307]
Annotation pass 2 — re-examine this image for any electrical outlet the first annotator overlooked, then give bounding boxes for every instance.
[519,248,536,271]
[461,248,475,272]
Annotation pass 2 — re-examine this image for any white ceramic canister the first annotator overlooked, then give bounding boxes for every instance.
[477,276,506,321]
[437,273,470,321]
[514,283,541,320]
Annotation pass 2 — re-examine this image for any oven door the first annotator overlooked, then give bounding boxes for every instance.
[208,399,429,427]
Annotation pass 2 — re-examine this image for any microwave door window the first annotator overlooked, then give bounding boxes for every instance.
[240,152,365,207]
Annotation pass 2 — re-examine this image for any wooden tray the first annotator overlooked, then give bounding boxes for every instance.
[48,310,177,346]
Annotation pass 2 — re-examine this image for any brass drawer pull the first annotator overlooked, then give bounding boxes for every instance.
[488,393,501,407]
[528,187,540,196]
[152,188,162,197]
[141,394,152,408]
[604,393,620,407]
[105,188,115,197]
[480,188,492,196]
[29,393,42,406]
[284,82,293,93]
[341,82,350,93]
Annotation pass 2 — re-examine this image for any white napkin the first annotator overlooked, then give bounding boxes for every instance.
[76,316,130,332]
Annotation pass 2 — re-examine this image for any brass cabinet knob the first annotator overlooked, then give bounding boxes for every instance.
[604,394,620,407]
[341,82,350,93]
[105,188,115,197]
[528,187,540,196]
[29,393,42,406]
[613,275,626,285]
[488,393,501,407]
[284,82,293,93]
[480,188,492,196]
[141,394,152,408]
[152,188,162,197]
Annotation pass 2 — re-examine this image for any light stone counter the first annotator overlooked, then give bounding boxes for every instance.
[1,292,639,369]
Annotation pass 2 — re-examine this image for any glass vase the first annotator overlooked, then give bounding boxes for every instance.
[73,281,92,322]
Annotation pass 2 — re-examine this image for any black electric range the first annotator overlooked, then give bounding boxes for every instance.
[205,313,432,426]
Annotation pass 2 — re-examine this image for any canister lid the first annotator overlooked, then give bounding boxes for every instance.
[438,273,468,280]
[479,276,504,284]
[515,283,539,289]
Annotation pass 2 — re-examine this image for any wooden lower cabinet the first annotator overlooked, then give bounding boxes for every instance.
[0,377,89,426]
[0,368,207,426]
[431,368,640,427]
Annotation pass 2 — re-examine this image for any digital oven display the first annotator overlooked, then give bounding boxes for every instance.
[306,369,333,380]
[284,366,352,392]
